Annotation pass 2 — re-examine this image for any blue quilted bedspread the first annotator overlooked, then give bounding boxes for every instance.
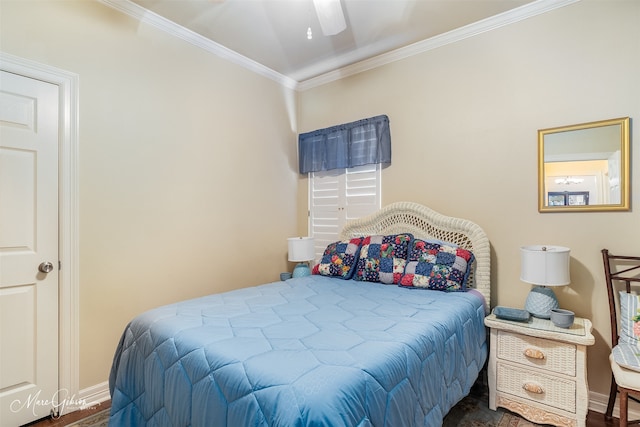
[108,275,487,426]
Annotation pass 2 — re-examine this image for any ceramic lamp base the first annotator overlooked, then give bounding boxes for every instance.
[292,263,311,277]
[525,286,559,319]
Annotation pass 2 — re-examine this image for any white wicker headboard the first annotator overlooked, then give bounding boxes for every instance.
[340,201,491,309]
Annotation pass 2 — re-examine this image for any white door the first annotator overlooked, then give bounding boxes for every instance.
[0,71,59,426]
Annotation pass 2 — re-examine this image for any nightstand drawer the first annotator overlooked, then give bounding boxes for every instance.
[497,362,576,413]
[497,330,576,376]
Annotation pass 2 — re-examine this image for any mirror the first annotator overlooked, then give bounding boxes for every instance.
[538,117,630,212]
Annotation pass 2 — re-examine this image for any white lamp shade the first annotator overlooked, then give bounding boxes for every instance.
[288,237,315,262]
[520,245,570,286]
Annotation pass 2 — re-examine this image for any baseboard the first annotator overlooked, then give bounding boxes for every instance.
[78,381,640,420]
[78,381,110,410]
[589,389,640,419]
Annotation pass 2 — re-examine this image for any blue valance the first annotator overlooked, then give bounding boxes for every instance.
[298,115,391,174]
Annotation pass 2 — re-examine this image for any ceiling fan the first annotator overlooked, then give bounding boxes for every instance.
[312,0,346,36]
[208,0,345,39]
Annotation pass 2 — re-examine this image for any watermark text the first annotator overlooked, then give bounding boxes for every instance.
[10,388,97,418]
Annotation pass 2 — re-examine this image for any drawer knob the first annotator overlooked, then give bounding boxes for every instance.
[523,382,544,394]
[524,348,545,360]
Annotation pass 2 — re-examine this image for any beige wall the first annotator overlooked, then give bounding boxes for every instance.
[1,1,299,388]
[2,0,639,405]
[298,0,640,397]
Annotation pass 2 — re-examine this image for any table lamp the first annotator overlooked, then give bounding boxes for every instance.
[288,237,315,277]
[520,245,570,318]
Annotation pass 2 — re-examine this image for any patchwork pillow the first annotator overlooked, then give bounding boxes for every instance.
[314,238,363,279]
[399,239,474,292]
[354,234,413,284]
[618,292,640,346]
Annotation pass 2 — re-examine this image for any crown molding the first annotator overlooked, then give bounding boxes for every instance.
[98,0,298,90]
[100,0,579,92]
[297,0,580,91]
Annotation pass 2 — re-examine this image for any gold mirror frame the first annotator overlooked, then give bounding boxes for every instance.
[538,117,630,212]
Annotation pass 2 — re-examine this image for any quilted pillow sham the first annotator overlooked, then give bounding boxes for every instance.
[314,238,363,279]
[399,239,474,292]
[354,234,413,284]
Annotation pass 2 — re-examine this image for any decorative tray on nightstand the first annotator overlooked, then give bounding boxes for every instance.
[485,313,589,337]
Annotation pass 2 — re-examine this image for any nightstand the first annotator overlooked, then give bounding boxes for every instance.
[484,313,595,427]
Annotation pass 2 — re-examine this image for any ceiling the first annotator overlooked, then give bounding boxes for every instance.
[105,0,570,88]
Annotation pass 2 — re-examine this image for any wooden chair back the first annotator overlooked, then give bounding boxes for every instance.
[602,249,640,425]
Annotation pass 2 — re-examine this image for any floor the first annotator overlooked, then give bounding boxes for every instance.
[23,401,110,427]
[22,400,619,427]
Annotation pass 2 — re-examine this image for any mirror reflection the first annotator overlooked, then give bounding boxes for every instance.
[538,117,630,212]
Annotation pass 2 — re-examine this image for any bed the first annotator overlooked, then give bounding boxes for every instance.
[108,202,491,426]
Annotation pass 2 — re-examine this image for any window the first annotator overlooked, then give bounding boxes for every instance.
[309,164,381,261]
[299,114,389,261]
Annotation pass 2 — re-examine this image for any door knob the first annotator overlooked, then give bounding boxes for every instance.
[39,262,54,273]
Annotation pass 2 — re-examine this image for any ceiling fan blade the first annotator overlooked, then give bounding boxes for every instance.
[312,0,346,36]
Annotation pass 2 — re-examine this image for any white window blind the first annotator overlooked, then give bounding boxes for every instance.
[309,164,381,262]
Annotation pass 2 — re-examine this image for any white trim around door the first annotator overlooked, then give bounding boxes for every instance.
[0,52,80,416]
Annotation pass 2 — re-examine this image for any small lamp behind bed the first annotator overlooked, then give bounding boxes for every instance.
[288,237,315,277]
[521,245,570,318]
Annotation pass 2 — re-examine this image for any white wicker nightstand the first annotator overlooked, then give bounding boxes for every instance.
[484,313,595,427]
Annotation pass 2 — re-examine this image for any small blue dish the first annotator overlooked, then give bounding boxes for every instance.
[550,308,574,328]
[280,272,292,281]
